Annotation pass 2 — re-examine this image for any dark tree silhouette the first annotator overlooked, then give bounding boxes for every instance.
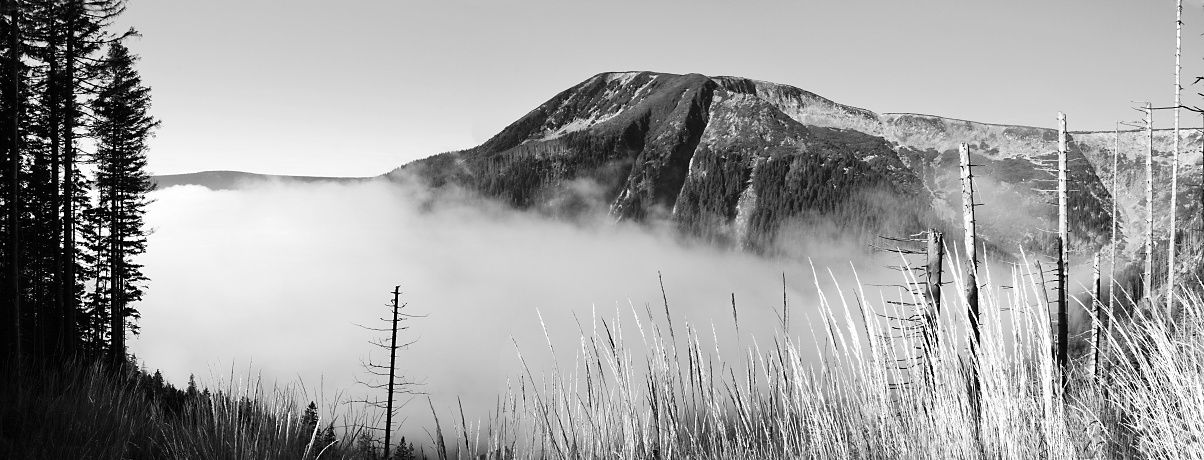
[85,40,156,365]
[60,0,128,361]
[1,0,23,373]
[356,286,421,459]
[0,0,136,365]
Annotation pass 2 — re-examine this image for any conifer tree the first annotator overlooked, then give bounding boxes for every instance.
[21,0,61,360]
[0,0,23,370]
[185,373,198,399]
[301,401,320,431]
[0,0,134,362]
[63,0,127,359]
[391,437,417,460]
[86,40,155,365]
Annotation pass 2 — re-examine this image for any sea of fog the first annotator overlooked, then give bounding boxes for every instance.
[133,178,1051,445]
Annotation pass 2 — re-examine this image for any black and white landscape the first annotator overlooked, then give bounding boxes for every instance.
[3,1,1204,459]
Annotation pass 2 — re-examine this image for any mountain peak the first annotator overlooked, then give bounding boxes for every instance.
[394,71,1203,261]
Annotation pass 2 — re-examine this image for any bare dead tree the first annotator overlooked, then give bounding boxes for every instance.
[925,229,945,333]
[960,143,980,351]
[867,229,942,394]
[1056,112,1069,386]
[1167,0,1183,305]
[1091,252,1103,379]
[1106,120,1122,385]
[1110,122,1119,324]
[355,285,422,459]
[1145,103,1154,300]
[922,229,946,390]
[383,286,400,459]
[959,142,985,437]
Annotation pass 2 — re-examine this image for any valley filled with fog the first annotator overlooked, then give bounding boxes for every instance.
[133,178,955,441]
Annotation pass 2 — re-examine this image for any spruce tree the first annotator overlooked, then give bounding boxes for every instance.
[301,401,320,431]
[185,373,198,399]
[87,40,155,366]
[392,437,417,460]
[63,0,127,359]
[23,0,69,360]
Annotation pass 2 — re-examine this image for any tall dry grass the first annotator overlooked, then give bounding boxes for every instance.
[0,360,165,458]
[432,257,1204,459]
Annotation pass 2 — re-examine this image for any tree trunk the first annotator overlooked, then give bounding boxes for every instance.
[384,286,401,460]
[1107,122,1119,384]
[61,2,76,354]
[109,185,123,365]
[1109,122,1118,334]
[923,228,945,391]
[1167,0,1182,306]
[1092,252,1102,379]
[1057,112,1069,388]
[925,229,944,325]
[46,0,67,357]
[959,143,980,349]
[1145,103,1154,300]
[959,142,984,434]
[3,0,22,371]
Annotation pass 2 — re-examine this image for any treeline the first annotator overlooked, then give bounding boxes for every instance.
[0,0,156,371]
[742,146,927,253]
[442,132,633,211]
[673,127,932,252]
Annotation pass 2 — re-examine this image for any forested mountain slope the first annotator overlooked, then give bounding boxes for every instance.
[391,71,1201,260]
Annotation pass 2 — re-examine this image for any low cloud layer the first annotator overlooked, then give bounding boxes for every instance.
[133,178,1053,442]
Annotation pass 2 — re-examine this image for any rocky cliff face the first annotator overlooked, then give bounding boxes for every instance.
[391,71,1204,261]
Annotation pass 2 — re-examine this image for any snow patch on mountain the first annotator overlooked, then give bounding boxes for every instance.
[604,71,642,86]
[536,72,660,141]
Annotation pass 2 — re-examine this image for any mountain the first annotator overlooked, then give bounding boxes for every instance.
[391,71,1204,262]
[151,170,366,191]
[393,73,932,254]
[154,71,1203,266]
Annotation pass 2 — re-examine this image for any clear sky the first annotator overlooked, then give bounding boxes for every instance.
[119,0,1204,177]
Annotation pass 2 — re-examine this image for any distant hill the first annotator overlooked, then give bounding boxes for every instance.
[390,71,1204,260]
[151,170,367,191]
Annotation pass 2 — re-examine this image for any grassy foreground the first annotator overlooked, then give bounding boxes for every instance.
[0,359,392,459]
[432,264,1204,459]
[3,266,1202,459]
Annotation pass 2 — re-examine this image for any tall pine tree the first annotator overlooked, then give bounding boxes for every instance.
[87,40,154,365]
[60,0,127,360]
[0,0,24,371]
[23,0,68,361]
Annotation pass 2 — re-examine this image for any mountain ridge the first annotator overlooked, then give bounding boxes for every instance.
[391,71,1172,259]
[156,71,1204,267]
